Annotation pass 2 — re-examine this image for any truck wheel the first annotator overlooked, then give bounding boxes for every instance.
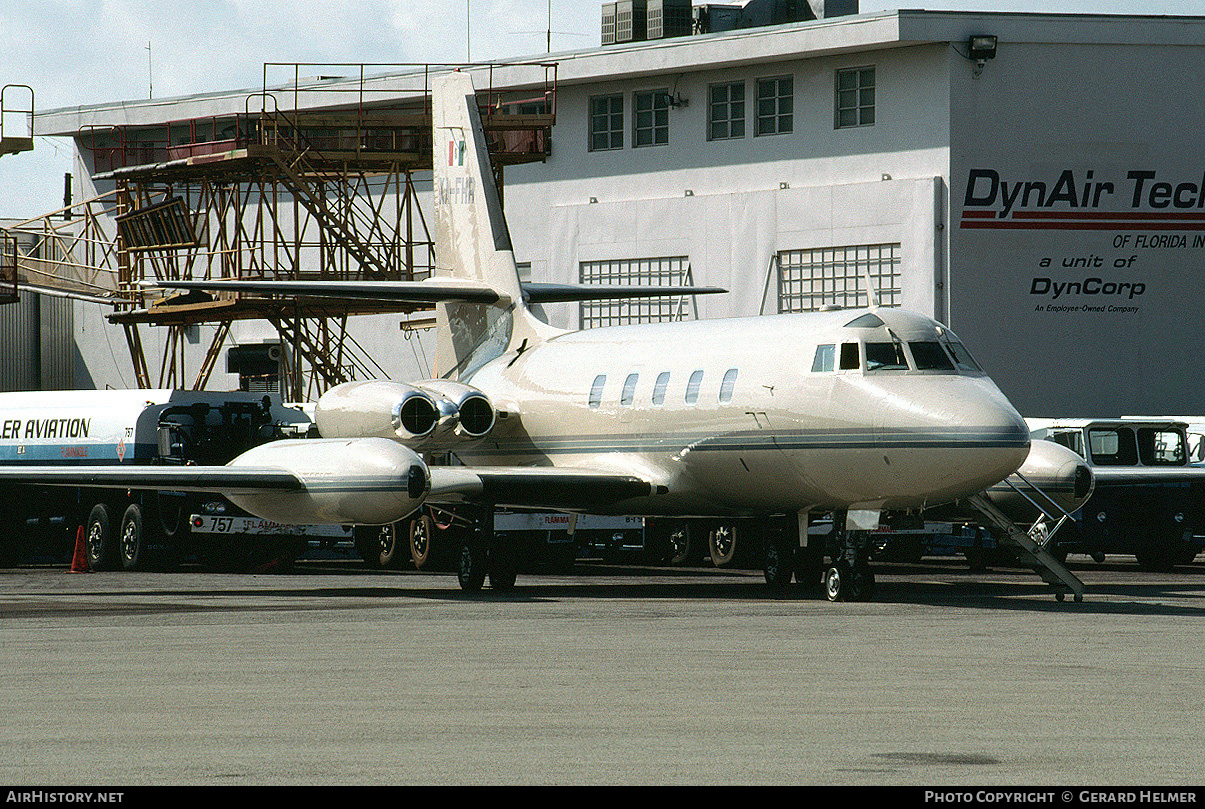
[120,504,146,571]
[668,523,693,565]
[409,513,434,570]
[356,522,406,569]
[85,503,116,571]
[709,524,737,567]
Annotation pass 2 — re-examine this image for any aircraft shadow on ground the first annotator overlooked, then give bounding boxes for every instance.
[28,559,1205,619]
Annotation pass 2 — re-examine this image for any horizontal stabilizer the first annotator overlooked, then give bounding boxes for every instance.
[522,283,727,304]
[143,278,504,304]
[145,279,726,306]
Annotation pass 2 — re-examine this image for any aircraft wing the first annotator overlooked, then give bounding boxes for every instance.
[429,466,658,511]
[0,462,657,514]
[0,465,302,495]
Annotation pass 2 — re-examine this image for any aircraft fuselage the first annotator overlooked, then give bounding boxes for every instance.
[462,307,1030,516]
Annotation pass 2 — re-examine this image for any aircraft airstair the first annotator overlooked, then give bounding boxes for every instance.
[969,475,1085,602]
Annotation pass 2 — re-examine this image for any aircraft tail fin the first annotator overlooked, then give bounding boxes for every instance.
[431,71,558,380]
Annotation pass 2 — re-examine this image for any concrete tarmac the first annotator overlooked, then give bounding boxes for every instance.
[2,557,1204,786]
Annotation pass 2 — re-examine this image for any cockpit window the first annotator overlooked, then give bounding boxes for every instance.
[865,341,909,371]
[839,343,860,370]
[844,313,885,328]
[909,341,955,371]
[945,341,983,373]
[812,344,835,372]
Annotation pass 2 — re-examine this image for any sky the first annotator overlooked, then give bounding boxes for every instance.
[1,0,1202,219]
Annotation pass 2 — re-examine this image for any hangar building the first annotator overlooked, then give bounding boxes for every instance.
[14,7,1205,418]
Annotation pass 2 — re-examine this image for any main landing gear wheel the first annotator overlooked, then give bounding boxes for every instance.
[456,537,518,592]
[487,541,518,592]
[763,535,793,589]
[457,539,487,592]
[824,562,876,602]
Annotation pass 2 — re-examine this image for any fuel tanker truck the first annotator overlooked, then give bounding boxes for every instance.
[0,388,339,570]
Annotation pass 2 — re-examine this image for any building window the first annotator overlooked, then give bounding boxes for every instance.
[708,82,745,140]
[589,95,623,151]
[835,67,875,128]
[633,89,669,147]
[579,257,697,329]
[776,243,901,312]
[756,76,793,136]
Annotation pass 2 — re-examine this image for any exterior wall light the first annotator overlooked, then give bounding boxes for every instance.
[967,35,997,78]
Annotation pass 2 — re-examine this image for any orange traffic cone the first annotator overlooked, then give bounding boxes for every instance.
[70,526,90,573]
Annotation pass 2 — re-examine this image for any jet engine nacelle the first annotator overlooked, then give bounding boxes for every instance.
[223,437,430,525]
[314,379,495,448]
[411,379,496,439]
[926,439,1093,527]
[986,437,1094,522]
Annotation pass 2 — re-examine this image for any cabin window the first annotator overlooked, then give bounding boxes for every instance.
[865,341,909,371]
[621,373,639,406]
[909,341,955,371]
[685,370,704,404]
[589,374,607,408]
[652,371,670,405]
[719,369,738,403]
[812,344,835,372]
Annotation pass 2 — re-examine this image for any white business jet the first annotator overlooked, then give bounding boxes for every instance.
[1,72,1066,600]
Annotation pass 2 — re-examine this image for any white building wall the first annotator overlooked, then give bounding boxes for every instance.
[504,43,952,328]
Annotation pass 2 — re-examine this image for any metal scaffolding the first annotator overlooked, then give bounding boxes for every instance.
[3,63,557,400]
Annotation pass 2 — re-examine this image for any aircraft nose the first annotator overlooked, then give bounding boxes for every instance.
[948,378,1031,484]
[873,374,1030,505]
